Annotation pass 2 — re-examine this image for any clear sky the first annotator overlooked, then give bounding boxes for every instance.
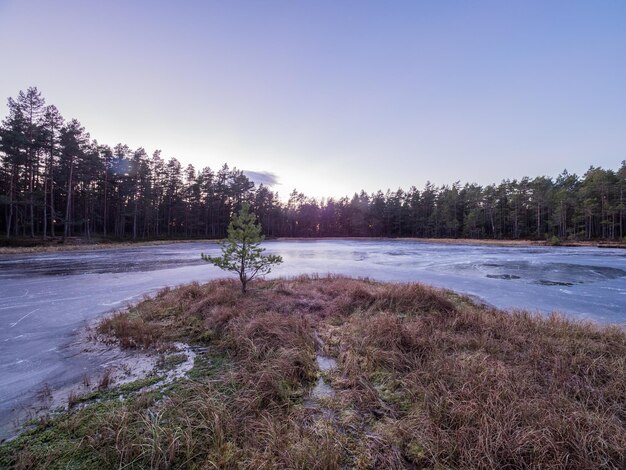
[1,1,625,199]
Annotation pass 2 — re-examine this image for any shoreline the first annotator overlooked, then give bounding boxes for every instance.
[0,315,196,442]
[0,239,218,255]
[276,236,626,249]
[2,236,625,255]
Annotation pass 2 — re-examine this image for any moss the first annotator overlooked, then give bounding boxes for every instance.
[156,352,187,370]
[69,375,163,406]
[374,381,411,413]
[187,350,230,381]
[118,375,162,394]
[0,401,127,469]
[405,440,427,463]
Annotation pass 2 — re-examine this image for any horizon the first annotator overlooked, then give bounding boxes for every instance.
[1,84,623,204]
[1,1,625,199]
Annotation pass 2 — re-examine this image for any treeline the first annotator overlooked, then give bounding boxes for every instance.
[1,87,626,242]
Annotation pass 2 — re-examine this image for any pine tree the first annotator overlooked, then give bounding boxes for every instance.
[202,203,282,293]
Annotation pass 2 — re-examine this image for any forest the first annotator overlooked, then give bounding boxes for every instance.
[1,87,625,243]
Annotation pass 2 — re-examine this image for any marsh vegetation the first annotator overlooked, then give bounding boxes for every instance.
[2,276,625,469]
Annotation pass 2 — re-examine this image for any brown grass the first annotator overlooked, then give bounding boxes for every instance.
[98,368,114,390]
[3,276,625,469]
[0,238,219,254]
[336,305,626,468]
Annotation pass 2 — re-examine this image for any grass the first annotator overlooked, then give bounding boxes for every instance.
[0,237,219,254]
[2,276,625,469]
[66,375,164,408]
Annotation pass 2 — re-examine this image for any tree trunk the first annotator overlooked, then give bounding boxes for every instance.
[29,164,35,238]
[64,157,74,239]
[133,195,138,240]
[240,242,247,293]
[85,198,91,241]
[43,168,48,240]
[50,177,56,237]
[5,165,15,239]
[167,195,172,236]
[536,203,541,238]
[103,170,108,237]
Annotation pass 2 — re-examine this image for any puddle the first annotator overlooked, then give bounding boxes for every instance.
[305,358,336,407]
[310,376,334,399]
[316,355,337,371]
[304,333,338,407]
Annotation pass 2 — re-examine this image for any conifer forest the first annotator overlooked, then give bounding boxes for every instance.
[2,87,625,242]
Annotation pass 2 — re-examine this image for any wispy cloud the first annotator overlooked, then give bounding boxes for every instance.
[244,170,280,187]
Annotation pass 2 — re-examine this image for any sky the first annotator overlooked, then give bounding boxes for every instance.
[0,1,625,200]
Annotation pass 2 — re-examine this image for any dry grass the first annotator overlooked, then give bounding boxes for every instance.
[97,310,162,349]
[2,276,625,469]
[0,238,219,254]
[335,304,626,468]
[97,368,114,390]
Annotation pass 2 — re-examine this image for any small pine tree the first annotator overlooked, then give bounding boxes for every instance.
[202,203,282,293]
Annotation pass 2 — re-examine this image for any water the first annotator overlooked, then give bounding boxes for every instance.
[316,355,337,372]
[305,354,338,405]
[1,239,626,438]
[309,376,335,401]
[310,355,337,400]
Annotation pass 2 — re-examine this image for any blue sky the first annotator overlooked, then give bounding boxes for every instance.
[1,1,625,199]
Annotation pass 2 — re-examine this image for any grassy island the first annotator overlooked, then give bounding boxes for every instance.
[2,276,625,469]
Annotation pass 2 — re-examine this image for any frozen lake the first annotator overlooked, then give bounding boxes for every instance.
[1,239,626,438]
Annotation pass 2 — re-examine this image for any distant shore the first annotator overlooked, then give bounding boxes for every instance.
[1,236,625,255]
[0,238,219,255]
[277,236,626,249]
[404,237,626,249]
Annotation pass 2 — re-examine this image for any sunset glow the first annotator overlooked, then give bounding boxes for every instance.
[1,1,624,200]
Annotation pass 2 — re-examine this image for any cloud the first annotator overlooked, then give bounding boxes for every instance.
[243,170,280,187]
